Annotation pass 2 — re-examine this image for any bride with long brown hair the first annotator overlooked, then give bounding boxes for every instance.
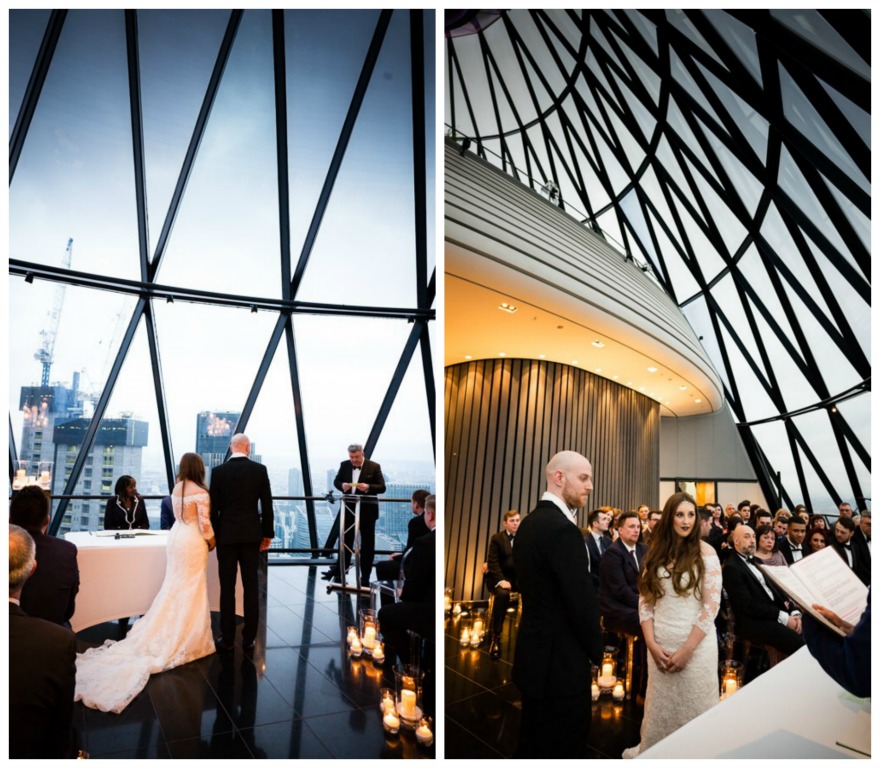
[75,452,217,713]
[623,492,722,758]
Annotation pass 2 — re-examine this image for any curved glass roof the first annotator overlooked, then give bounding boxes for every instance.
[9,9,436,541]
[446,9,870,513]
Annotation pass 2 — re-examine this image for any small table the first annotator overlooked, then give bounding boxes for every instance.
[65,531,243,633]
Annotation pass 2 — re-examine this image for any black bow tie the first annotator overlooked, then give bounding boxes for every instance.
[747,556,761,566]
[791,546,801,551]
[842,543,852,549]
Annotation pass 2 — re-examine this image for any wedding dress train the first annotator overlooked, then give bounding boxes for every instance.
[74,490,215,713]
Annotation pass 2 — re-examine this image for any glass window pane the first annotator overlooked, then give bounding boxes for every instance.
[9,10,51,135]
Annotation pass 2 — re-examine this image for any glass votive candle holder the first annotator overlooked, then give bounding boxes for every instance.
[394,664,424,726]
[591,681,600,702]
[452,602,462,617]
[470,609,486,645]
[372,640,385,664]
[346,626,358,646]
[598,646,618,691]
[415,716,434,747]
[349,637,363,657]
[612,678,625,702]
[719,660,743,700]
[359,608,379,655]
[380,687,395,716]
[382,709,400,734]
[444,588,453,613]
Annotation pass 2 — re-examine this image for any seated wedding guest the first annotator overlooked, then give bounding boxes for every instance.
[832,517,870,585]
[720,515,743,563]
[838,502,854,519]
[794,506,810,525]
[803,590,871,698]
[737,500,752,527]
[643,509,662,545]
[378,495,435,666]
[724,503,737,520]
[722,524,804,658]
[776,516,807,564]
[104,475,149,530]
[583,508,612,589]
[772,513,790,541]
[9,524,77,759]
[701,508,724,554]
[9,487,79,628]
[484,509,519,659]
[636,504,650,527]
[160,495,175,530]
[805,528,829,556]
[598,512,646,637]
[809,514,827,531]
[851,510,871,586]
[753,524,787,566]
[752,509,772,529]
[711,504,726,533]
[375,489,430,582]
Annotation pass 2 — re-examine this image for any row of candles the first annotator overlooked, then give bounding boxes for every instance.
[346,609,433,748]
[12,461,52,491]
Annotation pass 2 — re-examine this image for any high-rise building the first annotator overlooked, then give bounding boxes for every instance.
[17,372,84,477]
[195,411,238,476]
[378,481,435,550]
[288,467,304,498]
[52,416,149,534]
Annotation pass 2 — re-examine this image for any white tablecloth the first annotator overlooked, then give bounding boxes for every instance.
[638,646,870,759]
[65,531,243,633]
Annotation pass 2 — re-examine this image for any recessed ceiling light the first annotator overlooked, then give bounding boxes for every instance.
[595,368,602,373]
[695,398,702,403]
[572,360,578,365]
[627,381,632,386]
[498,302,517,313]
[612,375,619,380]
[538,354,545,359]
[465,355,472,360]
[679,385,687,391]
[647,366,657,373]
[591,340,605,348]
[665,401,670,405]
[639,387,645,391]
[650,392,655,396]
[499,352,506,357]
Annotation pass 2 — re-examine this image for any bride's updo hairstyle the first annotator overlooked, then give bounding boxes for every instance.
[639,491,705,604]
[177,452,208,491]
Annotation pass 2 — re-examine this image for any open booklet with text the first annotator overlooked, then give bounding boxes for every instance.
[758,546,868,637]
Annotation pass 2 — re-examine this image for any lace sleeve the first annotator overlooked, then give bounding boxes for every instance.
[638,593,654,624]
[694,545,722,635]
[196,494,214,540]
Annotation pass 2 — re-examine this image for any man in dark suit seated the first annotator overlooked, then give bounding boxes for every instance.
[700,507,724,555]
[484,509,520,659]
[513,451,603,759]
[9,487,79,628]
[850,510,871,586]
[378,495,435,666]
[776,516,807,564]
[582,507,612,591]
[375,489,430,582]
[722,524,804,658]
[9,524,77,758]
[832,516,870,586]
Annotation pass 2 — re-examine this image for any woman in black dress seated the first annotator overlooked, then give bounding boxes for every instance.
[104,475,150,530]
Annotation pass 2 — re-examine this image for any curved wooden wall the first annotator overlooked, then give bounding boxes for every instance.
[445,358,660,601]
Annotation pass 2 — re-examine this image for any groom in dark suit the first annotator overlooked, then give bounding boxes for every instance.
[325,443,385,585]
[209,433,274,651]
[513,451,604,759]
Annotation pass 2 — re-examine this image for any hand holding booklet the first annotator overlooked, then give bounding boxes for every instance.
[758,546,868,636]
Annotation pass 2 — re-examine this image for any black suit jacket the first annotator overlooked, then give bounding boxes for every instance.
[582,529,609,591]
[405,513,430,550]
[104,495,150,530]
[832,540,870,586]
[9,603,76,758]
[776,537,806,566]
[333,459,386,522]
[209,456,274,544]
[485,530,517,591]
[598,539,646,630]
[400,529,435,604]
[722,553,803,655]
[513,500,603,700]
[851,528,871,585]
[19,532,79,627]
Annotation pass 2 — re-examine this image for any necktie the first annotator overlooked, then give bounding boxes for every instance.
[508,535,514,548]
[632,549,640,571]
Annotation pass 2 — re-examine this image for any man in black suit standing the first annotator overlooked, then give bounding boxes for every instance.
[513,450,604,759]
[326,442,386,585]
[722,524,804,657]
[9,524,77,758]
[9,487,79,628]
[484,509,519,659]
[209,433,274,652]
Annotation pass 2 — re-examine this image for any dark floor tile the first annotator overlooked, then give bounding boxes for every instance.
[445,645,515,691]
[445,667,490,705]
[299,643,390,708]
[165,729,255,759]
[445,718,505,759]
[88,740,173,759]
[77,693,163,757]
[446,689,521,758]
[304,707,428,759]
[239,717,334,759]
[147,660,233,742]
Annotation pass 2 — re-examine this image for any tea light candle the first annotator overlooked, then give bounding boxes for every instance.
[400,689,417,719]
[598,662,616,688]
[471,619,483,639]
[349,638,362,657]
[39,470,50,482]
[725,678,737,696]
[347,627,358,645]
[363,626,376,650]
[372,642,385,663]
[453,603,462,616]
[591,682,600,701]
[612,681,625,702]
[459,628,470,647]
[415,723,433,747]
[383,711,400,734]
[444,594,452,612]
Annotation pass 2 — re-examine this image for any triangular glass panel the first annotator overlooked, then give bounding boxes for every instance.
[9,10,51,135]
[665,10,726,70]
[705,10,762,87]
[771,10,869,80]
[816,75,870,148]
[620,10,658,59]
[680,295,731,394]
[665,97,722,187]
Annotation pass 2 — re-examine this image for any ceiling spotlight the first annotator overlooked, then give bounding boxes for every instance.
[695,398,702,403]
[639,387,645,391]
[679,385,688,391]
[499,352,506,357]
[665,401,670,406]
[572,360,578,365]
[612,375,618,380]
[498,302,518,313]
[250,305,258,314]
[595,368,602,373]
[647,366,657,373]
[24,272,34,284]
[538,354,545,359]
[464,355,472,360]
[166,296,174,304]
[831,406,838,413]
[591,340,605,348]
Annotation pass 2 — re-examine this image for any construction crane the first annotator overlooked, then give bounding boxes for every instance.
[34,238,72,387]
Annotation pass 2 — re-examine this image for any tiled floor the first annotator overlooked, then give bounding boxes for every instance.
[444,609,644,759]
[73,565,435,759]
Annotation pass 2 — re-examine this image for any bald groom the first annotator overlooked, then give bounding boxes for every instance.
[512,451,604,758]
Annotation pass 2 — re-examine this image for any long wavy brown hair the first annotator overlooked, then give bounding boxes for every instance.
[639,492,704,604]
[177,452,208,492]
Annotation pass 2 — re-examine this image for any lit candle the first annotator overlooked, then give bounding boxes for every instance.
[598,662,616,688]
[363,626,376,650]
[349,638,362,657]
[444,594,452,612]
[383,711,400,733]
[591,682,600,701]
[400,689,417,719]
[347,627,357,645]
[415,723,433,747]
[725,678,737,696]
[612,681,625,702]
[453,603,462,616]
[39,470,50,482]
[459,628,470,647]
[471,619,483,640]
[372,643,385,663]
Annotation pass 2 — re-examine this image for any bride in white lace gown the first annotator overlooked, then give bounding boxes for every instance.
[75,453,217,713]
[623,492,721,758]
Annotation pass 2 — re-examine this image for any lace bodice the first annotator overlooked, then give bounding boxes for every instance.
[171,486,214,541]
[638,543,721,635]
